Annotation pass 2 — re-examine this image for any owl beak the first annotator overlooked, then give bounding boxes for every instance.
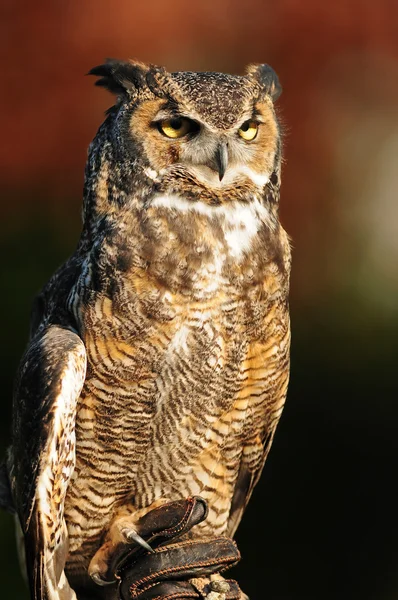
[215,142,229,181]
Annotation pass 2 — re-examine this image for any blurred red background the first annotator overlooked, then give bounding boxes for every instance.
[1,2,397,598]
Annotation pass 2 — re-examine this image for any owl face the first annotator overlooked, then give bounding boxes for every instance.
[89,61,282,207]
[130,92,278,190]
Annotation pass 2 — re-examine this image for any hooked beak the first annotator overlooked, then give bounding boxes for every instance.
[215,141,229,181]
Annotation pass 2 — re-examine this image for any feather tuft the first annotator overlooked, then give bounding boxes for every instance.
[88,59,150,96]
[246,63,282,101]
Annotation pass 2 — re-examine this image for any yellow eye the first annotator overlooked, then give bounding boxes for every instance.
[238,120,259,141]
[158,117,194,139]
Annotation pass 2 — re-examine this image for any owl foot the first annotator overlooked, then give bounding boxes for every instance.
[89,496,244,599]
[88,497,169,584]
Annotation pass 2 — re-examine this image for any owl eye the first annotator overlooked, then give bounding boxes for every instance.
[157,117,196,139]
[238,120,259,141]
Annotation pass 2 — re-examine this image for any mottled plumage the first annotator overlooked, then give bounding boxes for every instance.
[5,60,290,599]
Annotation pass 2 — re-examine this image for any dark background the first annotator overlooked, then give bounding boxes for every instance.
[1,1,397,598]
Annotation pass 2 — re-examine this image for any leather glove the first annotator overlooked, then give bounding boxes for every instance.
[114,496,242,599]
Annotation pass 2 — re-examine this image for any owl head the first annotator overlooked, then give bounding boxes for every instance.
[84,60,282,227]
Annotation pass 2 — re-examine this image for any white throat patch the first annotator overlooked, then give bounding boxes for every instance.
[151,194,273,260]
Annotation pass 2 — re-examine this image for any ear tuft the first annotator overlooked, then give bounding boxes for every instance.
[246,63,282,102]
[145,66,169,98]
[88,59,149,96]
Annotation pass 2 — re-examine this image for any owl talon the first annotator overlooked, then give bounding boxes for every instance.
[90,572,116,587]
[123,528,155,553]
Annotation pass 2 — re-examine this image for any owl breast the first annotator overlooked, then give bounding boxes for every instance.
[64,197,290,573]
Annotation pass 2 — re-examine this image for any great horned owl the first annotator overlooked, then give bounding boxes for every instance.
[3,60,291,600]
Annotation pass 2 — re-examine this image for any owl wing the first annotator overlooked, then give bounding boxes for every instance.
[12,324,86,600]
[226,326,290,538]
[226,427,278,538]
